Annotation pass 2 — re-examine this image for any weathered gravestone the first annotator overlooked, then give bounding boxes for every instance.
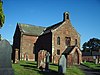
[58,55,66,74]
[14,49,19,63]
[45,52,50,71]
[0,40,14,75]
[38,50,47,69]
[93,56,98,64]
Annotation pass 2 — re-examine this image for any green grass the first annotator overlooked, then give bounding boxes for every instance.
[12,61,85,75]
[82,62,100,70]
[66,66,84,75]
[12,61,40,75]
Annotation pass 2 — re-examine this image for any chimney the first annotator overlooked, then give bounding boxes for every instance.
[63,12,70,21]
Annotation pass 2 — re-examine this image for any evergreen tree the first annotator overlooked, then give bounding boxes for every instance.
[0,0,5,28]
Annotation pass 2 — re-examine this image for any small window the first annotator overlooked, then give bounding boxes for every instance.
[65,37,71,46]
[57,49,60,55]
[57,37,60,45]
[75,39,77,45]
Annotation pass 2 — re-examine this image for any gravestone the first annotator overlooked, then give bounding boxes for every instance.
[0,40,14,75]
[93,56,98,64]
[45,52,50,71]
[58,55,66,74]
[37,50,47,69]
[15,49,19,63]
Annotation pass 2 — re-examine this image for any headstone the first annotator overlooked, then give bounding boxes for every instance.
[37,50,47,69]
[0,40,14,75]
[15,49,19,63]
[95,56,98,64]
[45,52,50,71]
[25,52,28,61]
[58,55,66,74]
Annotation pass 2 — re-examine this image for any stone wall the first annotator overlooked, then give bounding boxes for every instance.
[52,20,80,64]
[20,34,38,61]
[82,56,94,62]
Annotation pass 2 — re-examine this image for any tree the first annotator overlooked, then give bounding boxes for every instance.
[82,38,100,52]
[0,0,5,41]
[0,0,5,28]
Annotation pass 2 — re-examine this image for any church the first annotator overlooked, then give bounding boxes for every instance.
[13,12,82,66]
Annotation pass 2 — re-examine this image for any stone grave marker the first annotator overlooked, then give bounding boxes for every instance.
[14,49,19,63]
[37,50,47,69]
[58,55,66,74]
[45,52,50,71]
[0,40,14,75]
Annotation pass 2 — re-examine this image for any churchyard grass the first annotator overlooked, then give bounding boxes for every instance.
[82,62,100,70]
[12,61,40,75]
[66,66,84,75]
[12,61,85,75]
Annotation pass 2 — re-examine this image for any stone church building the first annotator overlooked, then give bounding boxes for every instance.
[13,12,82,66]
[12,23,45,62]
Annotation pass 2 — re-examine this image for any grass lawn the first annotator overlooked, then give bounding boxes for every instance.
[82,62,100,70]
[12,61,85,75]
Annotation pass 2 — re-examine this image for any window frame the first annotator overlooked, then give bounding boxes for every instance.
[57,36,60,45]
[65,37,71,46]
[57,49,60,55]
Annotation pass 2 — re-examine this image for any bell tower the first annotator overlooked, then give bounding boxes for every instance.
[63,12,70,21]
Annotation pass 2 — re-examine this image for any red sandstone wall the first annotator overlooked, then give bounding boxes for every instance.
[82,56,94,62]
[52,20,80,64]
[21,34,38,61]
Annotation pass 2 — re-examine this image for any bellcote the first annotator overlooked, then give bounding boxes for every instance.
[63,12,70,21]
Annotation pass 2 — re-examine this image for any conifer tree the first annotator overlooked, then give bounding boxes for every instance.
[0,0,5,28]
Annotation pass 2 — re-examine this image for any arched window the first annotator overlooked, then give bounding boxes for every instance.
[65,37,71,46]
[57,37,60,45]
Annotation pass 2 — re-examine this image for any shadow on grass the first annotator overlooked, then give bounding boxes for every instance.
[20,62,64,75]
[38,70,64,75]
[80,64,100,75]
[96,65,100,67]
[25,62,37,65]
[50,63,58,66]
[20,64,37,69]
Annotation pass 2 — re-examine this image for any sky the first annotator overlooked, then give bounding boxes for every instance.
[0,0,100,49]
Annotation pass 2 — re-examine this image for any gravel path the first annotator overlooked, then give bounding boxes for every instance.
[78,65,100,75]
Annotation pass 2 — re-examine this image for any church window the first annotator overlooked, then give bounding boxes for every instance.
[57,37,60,45]
[65,37,71,46]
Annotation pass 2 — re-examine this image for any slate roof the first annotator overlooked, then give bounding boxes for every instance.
[18,23,46,36]
[43,21,63,34]
[63,46,75,54]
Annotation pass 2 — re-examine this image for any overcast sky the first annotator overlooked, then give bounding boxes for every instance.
[0,0,100,49]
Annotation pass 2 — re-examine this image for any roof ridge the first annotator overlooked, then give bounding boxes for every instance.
[46,21,63,30]
[17,23,46,36]
[17,23,46,28]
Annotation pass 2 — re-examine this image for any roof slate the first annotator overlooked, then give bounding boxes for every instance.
[43,21,63,34]
[18,23,46,36]
[63,46,75,54]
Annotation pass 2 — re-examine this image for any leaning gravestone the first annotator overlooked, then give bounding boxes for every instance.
[0,40,14,75]
[58,55,66,74]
